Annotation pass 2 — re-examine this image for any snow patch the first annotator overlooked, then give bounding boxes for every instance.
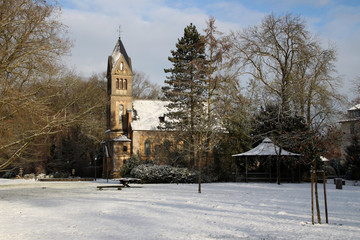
[131,100,170,131]
[0,181,359,240]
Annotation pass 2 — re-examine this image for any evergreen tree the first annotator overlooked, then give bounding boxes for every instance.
[252,104,308,148]
[162,23,208,169]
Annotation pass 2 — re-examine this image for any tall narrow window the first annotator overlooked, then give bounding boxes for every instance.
[119,105,124,123]
[116,78,119,89]
[124,79,127,90]
[144,139,151,156]
[164,139,172,155]
[120,78,123,89]
[120,62,124,71]
[350,123,355,134]
[164,140,171,151]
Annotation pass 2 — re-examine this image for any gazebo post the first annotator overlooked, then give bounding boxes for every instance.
[277,154,281,185]
[269,156,272,182]
[245,157,248,183]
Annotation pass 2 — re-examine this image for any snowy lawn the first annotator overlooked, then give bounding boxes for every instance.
[0,179,359,240]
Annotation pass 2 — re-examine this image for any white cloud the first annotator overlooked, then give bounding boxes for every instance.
[60,0,238,85]
[318,5,360,99]
[59,0,360,101]
[259,0,333,8]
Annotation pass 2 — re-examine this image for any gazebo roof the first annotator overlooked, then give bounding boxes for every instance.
[232,138,301,157]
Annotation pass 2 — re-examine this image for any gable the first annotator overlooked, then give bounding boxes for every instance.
[108,38,132,76]
[112,55,132,75]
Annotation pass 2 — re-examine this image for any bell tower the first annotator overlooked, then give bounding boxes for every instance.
[104,37,133,178]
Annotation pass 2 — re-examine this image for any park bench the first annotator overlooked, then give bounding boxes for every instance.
[97,185,123,190]
[118,177,142,187]
[97,178,141,191]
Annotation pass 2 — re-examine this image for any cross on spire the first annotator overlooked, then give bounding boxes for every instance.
[117,25,123,39]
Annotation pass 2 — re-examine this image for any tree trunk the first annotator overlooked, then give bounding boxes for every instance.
[277,154,281,185]
[314,172,322,224]
[311,168,315,225]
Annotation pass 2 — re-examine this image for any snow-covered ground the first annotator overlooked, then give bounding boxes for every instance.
[0,179,359,240]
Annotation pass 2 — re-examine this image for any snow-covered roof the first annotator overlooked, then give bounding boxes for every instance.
[112,135,131,142]
[232,137,301,157]
[320,156,329,162]
[131,100,170,131]
[348,104,360,111]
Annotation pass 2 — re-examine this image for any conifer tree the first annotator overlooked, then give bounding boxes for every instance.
[162,23,207,172]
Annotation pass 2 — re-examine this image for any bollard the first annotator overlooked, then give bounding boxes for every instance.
[335,178,342,190]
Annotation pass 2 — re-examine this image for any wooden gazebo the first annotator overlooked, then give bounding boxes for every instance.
[232,138,301,183]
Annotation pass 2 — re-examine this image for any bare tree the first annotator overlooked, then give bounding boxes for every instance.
[0,0,72,170]
[293,42,343,124]
[132,70,162,100]
[229,13,311,114]
[229,13,343,125]
[351,77,360,104]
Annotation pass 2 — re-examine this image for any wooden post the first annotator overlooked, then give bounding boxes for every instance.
[315,170,321,224]
[245,157,248,183]
[277,154,281,185]
[323,167,329,224]
[311,167,315,225]
[269,157,272,182]
[198,149,202,194]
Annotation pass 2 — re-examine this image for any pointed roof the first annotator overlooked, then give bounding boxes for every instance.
[232,137,301,157]
[348,104,360,111]
[112,135,131,142]
[110,38,131,70]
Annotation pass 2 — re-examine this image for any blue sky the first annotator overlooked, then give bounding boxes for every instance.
[59,0,360,102]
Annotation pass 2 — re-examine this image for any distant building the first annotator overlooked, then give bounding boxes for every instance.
[103,38,173,178]
[339,104,360,152]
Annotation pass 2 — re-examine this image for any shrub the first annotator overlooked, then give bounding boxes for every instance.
[130,164,197,183]
[2,168,19,178]
[120,155,142,177]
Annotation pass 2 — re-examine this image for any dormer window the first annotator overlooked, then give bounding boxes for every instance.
[354,110,360,118]
[132,109,139,120]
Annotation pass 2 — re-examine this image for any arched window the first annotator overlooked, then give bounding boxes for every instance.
[120,62,124,71]
[124,79,127,90]
[119,104,124,123]
[164,140,171,152]
[120,78,123,89]
[144,139,151,156]
[116,78,119,89]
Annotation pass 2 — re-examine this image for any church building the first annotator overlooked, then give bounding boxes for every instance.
[103,37,173,178]
[340,104,360,152]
